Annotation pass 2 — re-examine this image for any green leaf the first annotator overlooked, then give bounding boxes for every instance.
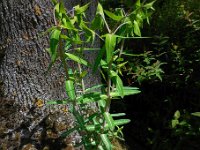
[54,3,60,18]
[135,0,141,8]
[134,20,141,36]
[61,15,76,30]
[114,119,131,126]
[116,75,124,97]
[84,113,99,124]
[74,3,90,14]
[105,34,116,63]
[91,3,105,30]
[50,28,61,62]
[93,46,106,72]
[110,86,140,97]
[98,99,106,111]
[115,35,150,39]
[191,112,200,117]
[122,86,141,95]
[109,70,117,77]
[80,21,95,43]
[171,119,179,128]
[112,75,124,98]
[79,70,87,78]
[96,3,104,17]
[144,0,156,9]
[98,145,104,150]
[59,2,66,14]
[174,110,180,119]
[85,124,102,132]
[85,84,103,92]
[91,14,104,30]
[100,134,112,150]
[86,119,130,132]
[111,113,126,117]
[60,34,82,44]
[117,61,128,68]
[61,126,79,138]
[104,10,123,21]
[65,80,76,100]
[77,92,102,104]
[65,53,88,66]
[104,112,115,131]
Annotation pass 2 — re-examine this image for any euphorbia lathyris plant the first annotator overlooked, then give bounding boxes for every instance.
[46,0,155,149]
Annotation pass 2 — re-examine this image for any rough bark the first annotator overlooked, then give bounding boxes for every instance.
[0,0,99,149]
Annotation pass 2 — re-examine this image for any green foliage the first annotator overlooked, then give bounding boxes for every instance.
[170,110,200,138]
[44,0,155,149]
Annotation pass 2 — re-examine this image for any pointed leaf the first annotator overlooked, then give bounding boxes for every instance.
[91,14,104,30]
[111,113,126,117]
[191,112,200,117]
[77,92,102,104]
[114,119,131,126]
[85,84,103,92]
[174,110,180,119]
[65,53,88,66]
[104,112,115,131]
[50,28,61,62]
[110,86,140,98]
[171,119,179,128]
[98,99,106,111]
[112,75,124,98]
[93,46,106,72]
[105,34,116,63]
[134,20,141,36]
[80,21,95,43]
[122,86,141,95]
[74,3,90,14]
[65,80,76,100]
[59,2,66,14]
[100,134,112,150]
[61,15,76,30]
[144,0,156,9]
[61,126,79,138]
[97,3,104,17]
[135,0,141,8]
[54,3,60,18]
[104,10,123,21]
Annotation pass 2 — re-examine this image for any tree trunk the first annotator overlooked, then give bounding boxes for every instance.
[0,0,99,149]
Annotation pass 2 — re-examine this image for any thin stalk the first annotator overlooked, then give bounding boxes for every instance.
[102,15,111,33]
[113,22,129,34]
[78,62,85,93]
[105,78,111,112]
[104,61,112,112]
[119,39,125,58]
[103,62,112,130]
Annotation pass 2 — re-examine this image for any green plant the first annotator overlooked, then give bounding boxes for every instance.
[45,0,154,149]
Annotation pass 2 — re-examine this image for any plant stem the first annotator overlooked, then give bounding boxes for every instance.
[105,78,111,113]
[78,62,85,93]
[102,15,111,33]
[119,39,125,58]
[104,60,113,113]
